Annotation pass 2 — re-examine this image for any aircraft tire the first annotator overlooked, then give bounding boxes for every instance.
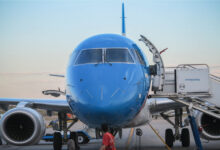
[53,132,62,150]
[0,138,2,145]
[181,128,190,147]
[70,132,80,150]
[67,139,75,150]
[165,128,174,147]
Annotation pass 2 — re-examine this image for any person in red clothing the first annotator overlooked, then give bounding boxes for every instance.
[99,124,116,150]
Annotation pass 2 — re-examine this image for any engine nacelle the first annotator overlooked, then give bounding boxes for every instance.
[0,107,46,145]
[196,112,220,140]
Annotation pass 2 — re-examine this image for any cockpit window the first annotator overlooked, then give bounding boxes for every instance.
[75,49,102,65]
[105,48,134,63]
[132,44,145,65]
[134,50,145,65]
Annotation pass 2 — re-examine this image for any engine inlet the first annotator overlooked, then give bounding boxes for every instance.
[201,114,220,136]
[4,113,35,141]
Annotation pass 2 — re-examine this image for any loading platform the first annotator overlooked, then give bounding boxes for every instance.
[139,35,220,150]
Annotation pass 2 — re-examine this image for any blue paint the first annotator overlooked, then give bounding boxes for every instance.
[73,34,135,52]
[42,130,92,141]
[66,34,151,128]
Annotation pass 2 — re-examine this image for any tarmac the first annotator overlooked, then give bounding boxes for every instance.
[0,119,220,150]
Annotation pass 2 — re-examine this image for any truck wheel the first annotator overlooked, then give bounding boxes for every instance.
[77,132,89,144]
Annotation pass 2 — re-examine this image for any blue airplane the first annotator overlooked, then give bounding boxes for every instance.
[66,33,150,128]
[66,2,150,128]
[0,3,193,150]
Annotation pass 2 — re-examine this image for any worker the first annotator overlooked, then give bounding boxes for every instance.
[99,124,116,150]
[48,120,59,130]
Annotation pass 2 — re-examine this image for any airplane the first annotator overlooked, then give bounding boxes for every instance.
[1,2,220,150]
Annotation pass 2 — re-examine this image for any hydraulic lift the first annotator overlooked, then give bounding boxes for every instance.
[139,35,220,150]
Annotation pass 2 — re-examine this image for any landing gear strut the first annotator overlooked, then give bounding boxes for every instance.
[162,108,190,147]
[53,112,79,150]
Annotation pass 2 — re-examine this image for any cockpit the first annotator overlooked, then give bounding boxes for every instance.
[74,48,145,65]
[66,34,150,128]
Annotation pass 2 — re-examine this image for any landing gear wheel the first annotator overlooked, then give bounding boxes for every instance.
[165,128,174,147]
[70,132,80,150]
[53,132,62,150]
[67,139,75,150]
[181,128,190,147]
[0,138,2,145]
[77,132,89,144]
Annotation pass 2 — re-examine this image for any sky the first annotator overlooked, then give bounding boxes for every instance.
[0,0,220,98]
[0,0,220,74]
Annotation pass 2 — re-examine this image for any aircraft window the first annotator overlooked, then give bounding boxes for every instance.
[75,49,102,65]
[134,50,145,65]
[106,49,134,63]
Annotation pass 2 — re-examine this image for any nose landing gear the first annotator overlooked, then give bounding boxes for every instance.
[52,112,80,150]
[53,132,62,150]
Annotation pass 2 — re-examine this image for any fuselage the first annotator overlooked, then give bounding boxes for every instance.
[66,34,151,128]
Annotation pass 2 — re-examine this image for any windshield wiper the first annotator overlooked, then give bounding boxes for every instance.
[94,62,102,66]
[105,61,112,66]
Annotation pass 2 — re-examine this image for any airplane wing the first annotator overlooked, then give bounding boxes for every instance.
[0,98,71,112]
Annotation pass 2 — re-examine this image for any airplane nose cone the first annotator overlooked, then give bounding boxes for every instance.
[73,84,141,127]
[67,64,148,127]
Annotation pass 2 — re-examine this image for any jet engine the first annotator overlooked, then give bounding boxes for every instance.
[196,112,220,140]
[0,107,46,145]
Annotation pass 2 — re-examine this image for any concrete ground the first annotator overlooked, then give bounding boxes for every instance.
[0,119,220,150]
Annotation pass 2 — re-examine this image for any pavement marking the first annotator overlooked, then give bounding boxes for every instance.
[148,123,172,150]
[125,128,134,150]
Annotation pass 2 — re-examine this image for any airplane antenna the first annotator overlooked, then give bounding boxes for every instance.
[122,3,126,36]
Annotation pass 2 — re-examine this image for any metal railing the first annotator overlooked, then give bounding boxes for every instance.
[209,74,220,83]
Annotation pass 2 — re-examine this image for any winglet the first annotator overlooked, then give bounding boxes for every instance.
[122,3,126,36]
